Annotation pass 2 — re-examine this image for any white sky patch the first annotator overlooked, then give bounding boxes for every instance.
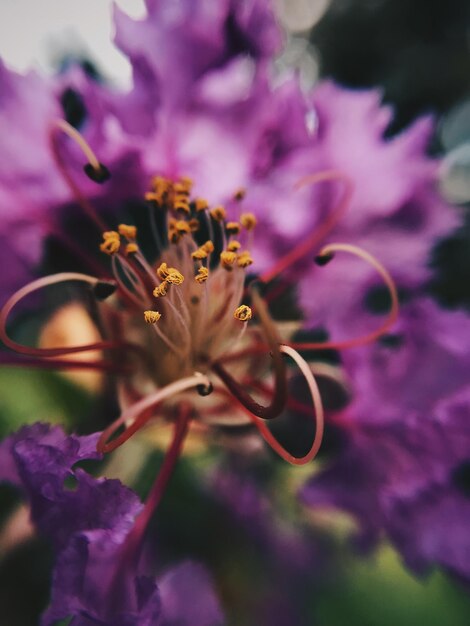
[0,0,146,86]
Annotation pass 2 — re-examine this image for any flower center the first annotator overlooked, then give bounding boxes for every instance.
[99,176,257,390]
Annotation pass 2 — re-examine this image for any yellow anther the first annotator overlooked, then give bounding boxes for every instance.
[153,281,169,298]
[202,240,214,253]
[234,305,252,322]
[166,269,185,285]
[234,188,246,201]
[151,175,170,193]
[100,231,120,255]
[145,192,165,206]
[174,220,191,234]
[210,205,226,221]
[169,230,181,244]
[118,224,137,240]
[237,251,253,268]
[188,218,200,232]
[220,250,237,269]
[177,176,193,193]
[226,221,241,235]
[102,230,120,240]
[192,247,208,260]
[125,243,139,255]
[144,310,162,324]
[195,267,209,283]
[173,183,189,196]
[174,197,191,213]
[227,240,241,252]
[240,213,257,230]
[157,262,169,280]
[194,198,209,212]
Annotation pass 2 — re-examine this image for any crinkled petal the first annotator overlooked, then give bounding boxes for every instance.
[159,562,224,626]
[302,389,470,578]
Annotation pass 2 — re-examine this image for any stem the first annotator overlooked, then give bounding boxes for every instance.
[122,403,191,562]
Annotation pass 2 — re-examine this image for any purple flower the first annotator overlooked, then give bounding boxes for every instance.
[302,385,470,579]
[0,423,223,626]
[0,0,468,601]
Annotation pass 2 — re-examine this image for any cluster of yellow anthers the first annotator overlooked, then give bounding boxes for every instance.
[99,175,257,329]
[100,224,138,256]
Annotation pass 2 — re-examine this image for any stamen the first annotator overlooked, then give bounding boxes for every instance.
[226,221,241,236]
[210,206,226,221]
[49,119,108,231]
[220,250,237,269]
[174,220,190,234]
[237,251,253,268]
[211,290,287,420]
[194,198,209,212]
[290,242,399,351]
[125,243,139,255]
[111,255,150,308]
[192,247,208,260]
[97,373,211,453]
[250,345,324,466]
[83,163,110,184]
[202,240,214,253]
[118,224,137,240]
[234,305,252,322]
[174,197,191,213]
[0,273,129,357]
[227,241,241,252]
[53,119,101,173]
[100,231,121,255]
[153,282,169,298]
[165,269,185,285]
[195,267,209,283]
[234,188,246,202]
[144,310,161,324]
[259,170,354,284]
[188,218,200,232]
[240,213,257,230]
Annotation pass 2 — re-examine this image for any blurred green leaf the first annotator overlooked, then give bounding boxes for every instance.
[315,544,470,626]
[0,367,92,436]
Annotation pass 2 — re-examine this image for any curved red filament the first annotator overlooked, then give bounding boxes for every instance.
[211,290,287,420]
[259,170,354,285]
[0,272,134,358]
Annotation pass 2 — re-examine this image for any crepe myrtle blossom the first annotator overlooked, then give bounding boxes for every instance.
[302,388,470,580]
[301,294,470,580]
[0,423,223,625]
[0,0,281,305]
[0,0,463,595]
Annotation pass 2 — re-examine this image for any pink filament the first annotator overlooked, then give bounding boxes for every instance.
[49,120,107,231]
[288,242,399,352]
[0,352,129,373]
[259,170,354,284]
[97,373,211,453]
[0,272,127,357]
[239,345,324,466]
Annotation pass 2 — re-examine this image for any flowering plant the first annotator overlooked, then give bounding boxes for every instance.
[0,0,468,623]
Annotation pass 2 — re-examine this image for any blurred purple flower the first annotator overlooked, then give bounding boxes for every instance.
[0,423,223,626]
[302,389,470,579]
[0,0,468,599]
